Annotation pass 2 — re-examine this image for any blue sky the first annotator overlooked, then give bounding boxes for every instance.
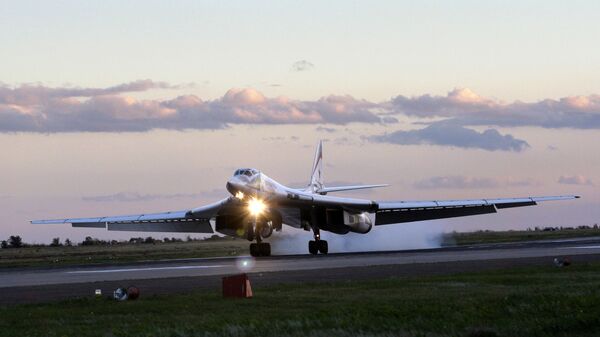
[1,1,598,243]
[3,0,600,100]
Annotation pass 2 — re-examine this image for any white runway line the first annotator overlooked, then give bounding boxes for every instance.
[562,245,600,249]
[66,265,227,274]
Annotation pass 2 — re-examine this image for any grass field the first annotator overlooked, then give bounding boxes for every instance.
[0,239,248,268]
[1,262,599,337]
[443,228,600,246]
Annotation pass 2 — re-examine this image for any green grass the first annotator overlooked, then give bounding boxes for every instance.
[0,239,249,268]
[2,263,600,337]
[444,228,600,246]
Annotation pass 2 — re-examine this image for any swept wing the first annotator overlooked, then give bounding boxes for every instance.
[31,198,233,233]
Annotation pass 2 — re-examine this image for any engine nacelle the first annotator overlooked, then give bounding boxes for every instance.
[318,209,373,234]
[343,211,372,234]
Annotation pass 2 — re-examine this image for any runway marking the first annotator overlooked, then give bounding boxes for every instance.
[562,245,600,249]
[66,265,227,274]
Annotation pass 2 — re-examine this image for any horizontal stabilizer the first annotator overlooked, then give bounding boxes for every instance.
[317,184,388,195]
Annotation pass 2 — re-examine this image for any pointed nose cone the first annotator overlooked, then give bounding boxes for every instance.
[226,177,244,196]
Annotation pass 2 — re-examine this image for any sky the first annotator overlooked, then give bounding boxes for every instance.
[1,1,599,243]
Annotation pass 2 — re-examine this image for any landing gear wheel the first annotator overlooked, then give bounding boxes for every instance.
[249,243,258,257]
[318,240,328,254]
[308,240,318,255]
[259,242,271,256]
[250,242,271,257]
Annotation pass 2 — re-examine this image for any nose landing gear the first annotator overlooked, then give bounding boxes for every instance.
[247,221,271,257]
[249,242,271,257]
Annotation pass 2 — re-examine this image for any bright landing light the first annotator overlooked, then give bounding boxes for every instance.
[235,191,245,200]
[248,197,266,216]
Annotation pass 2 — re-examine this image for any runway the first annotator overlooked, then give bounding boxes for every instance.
[2,237,600,304]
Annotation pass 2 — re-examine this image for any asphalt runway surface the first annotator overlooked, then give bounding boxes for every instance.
[2,237,600,305]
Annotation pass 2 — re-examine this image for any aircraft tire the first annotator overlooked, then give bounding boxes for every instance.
[249,243,259,257]
[259,242,271,256]
[308,240,318,255]
[318,240,328,254]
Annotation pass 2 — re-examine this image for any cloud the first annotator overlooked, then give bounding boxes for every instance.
[389,88,600,129]
[370,122,529,152]
[316,126,337,133]
[291,60,314,72]
[82,189,228,202]
[414,176,539,189]
[558,175,594,186]
[0,84,385,132]
[0,80,173,106]
[2,83,598,133]
[82,192,203,202]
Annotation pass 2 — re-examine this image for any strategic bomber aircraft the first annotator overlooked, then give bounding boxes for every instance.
[33,141,579,257]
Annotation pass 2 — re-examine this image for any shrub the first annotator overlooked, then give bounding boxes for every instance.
[8,235,23,248]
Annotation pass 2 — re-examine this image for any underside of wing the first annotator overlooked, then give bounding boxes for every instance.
[375,195,579,225]
[31,198,233,233]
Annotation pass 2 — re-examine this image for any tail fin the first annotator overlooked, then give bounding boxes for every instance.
[309,140,324,193]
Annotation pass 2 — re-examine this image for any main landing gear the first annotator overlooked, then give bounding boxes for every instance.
[308,227,328,255]
[247,222,271,257]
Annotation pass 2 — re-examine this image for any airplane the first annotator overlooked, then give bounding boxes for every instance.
[32,141,579,257]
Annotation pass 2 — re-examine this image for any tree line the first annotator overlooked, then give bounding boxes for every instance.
[0,234,230,249]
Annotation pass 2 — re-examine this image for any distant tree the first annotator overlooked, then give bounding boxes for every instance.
[0,240,7,249]
[163,237,170,243]
[186,235,192,242]
[8,235,23,248]
[594,224,598,229]
[64,238,72,247]
[81,236,93,246]
[129,237,143,244]
[144,236,155,244]
[50,237,61,247]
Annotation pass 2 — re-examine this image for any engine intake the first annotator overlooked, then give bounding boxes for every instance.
[215,209,282,238]
[317,209,372,234]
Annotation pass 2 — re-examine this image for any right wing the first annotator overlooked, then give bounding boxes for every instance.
[375,195,579,225]
[31,198,233,233]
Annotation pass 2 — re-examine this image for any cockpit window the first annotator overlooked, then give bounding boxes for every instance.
[233,168,257,177]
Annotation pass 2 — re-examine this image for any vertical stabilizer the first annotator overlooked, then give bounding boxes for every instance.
[309,140,324,192]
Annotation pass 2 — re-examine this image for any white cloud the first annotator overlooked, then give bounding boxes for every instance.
[291,60,314,72]
[2,83,599,133]
[414,176,539,189]
[370,123,529,152]
[0,84,384,132]
[558,175,594,186]
[390,88,600,129]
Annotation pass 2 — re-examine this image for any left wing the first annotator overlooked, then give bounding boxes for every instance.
[375,195,579,225]
[31,198,233,233]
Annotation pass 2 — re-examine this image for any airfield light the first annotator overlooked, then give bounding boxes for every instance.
[235,191,245,200]
[236,257,255,271]
[248,197,266,216]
